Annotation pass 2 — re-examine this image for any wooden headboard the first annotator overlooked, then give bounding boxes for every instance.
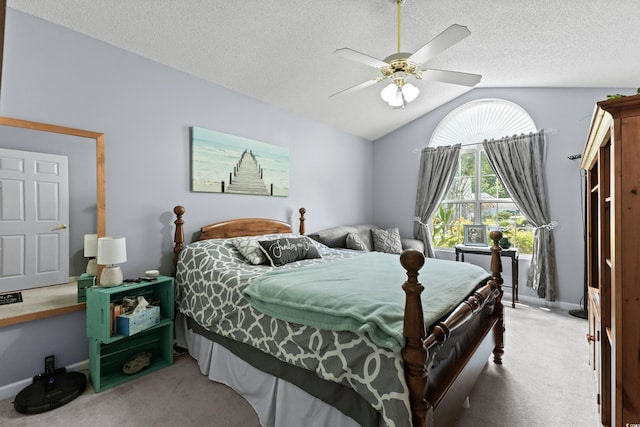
[200,217,292,240]
[172,206,306,270]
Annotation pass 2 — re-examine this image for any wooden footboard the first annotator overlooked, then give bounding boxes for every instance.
[401,231,504,427]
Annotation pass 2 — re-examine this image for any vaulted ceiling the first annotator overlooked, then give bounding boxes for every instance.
[9,1,640,141]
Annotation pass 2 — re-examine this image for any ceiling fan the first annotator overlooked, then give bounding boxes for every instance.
[330,0,482,108]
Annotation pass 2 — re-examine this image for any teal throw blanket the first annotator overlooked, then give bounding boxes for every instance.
[243,252,490,353]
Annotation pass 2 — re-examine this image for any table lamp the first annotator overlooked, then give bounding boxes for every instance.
[97,236,127,287]
[84,234,98,276]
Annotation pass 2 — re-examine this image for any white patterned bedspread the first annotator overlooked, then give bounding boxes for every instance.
[175,234,413,427]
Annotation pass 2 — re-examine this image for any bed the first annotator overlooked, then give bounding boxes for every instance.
[171,205,505,427]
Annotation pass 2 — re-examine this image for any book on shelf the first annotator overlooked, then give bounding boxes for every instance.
[110,300,122,336]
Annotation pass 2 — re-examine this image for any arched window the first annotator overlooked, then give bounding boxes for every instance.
[429,99,537,254]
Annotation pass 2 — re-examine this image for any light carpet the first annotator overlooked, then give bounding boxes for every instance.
[0,303,600,426]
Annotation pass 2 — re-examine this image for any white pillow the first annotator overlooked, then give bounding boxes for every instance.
[231,236,267,264]
[231,233,297,264]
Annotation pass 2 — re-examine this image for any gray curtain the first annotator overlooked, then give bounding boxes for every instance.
[482,131,557,300]
[413,144,461,258]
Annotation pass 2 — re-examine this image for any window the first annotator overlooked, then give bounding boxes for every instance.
[429,99,537,254]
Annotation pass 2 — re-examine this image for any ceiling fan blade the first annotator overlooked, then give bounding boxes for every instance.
[329,78,381,98]
[407,24,471,66]
[418,68,482,87]
[334,48,389,69]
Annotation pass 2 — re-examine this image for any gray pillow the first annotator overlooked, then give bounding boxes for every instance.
[258,237,321,267]
[346,232,369,251]
[315,227,350,248]
[371,228,402,254]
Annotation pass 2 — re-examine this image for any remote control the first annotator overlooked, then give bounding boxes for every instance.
[45,355,55,375]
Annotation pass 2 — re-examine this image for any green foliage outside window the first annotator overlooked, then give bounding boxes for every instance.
[432,204,534,254]
[432,205,465,247]
[432,149,534,255]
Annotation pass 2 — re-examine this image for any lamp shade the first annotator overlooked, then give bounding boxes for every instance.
[402,83,420,103]
[97,237,127,266]
[380,83,398,103]
[388,90,404,108]
[84,234,98,257]
[381,79,420,108]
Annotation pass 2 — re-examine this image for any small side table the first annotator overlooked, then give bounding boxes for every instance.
[454,245,519,308]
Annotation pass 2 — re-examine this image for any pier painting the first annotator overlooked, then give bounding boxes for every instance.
[191,127,289,197]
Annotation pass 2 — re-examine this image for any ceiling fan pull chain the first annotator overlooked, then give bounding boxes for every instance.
[397,0,402,53]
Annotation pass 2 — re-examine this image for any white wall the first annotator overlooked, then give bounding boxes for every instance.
[372,87,631,308]
[0,9,373,390]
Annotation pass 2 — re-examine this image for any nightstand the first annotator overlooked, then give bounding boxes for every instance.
[85,276,174,392]
[454,245,519,308]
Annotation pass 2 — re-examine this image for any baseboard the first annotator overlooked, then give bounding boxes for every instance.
[0,359,89,402]
[503,291,584,313]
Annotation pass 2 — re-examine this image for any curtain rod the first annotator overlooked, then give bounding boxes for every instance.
[413,128,557,153]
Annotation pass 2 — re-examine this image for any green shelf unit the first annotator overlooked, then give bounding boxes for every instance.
[86,277,174,343]
[85,276,174,393]
[89,320,173,392]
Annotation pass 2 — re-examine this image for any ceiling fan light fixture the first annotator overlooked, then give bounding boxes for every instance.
[381,79,418,107]
[380,83,398,103]
[388,88,405,108]
[402,83,420,102]
[381,82,405,107]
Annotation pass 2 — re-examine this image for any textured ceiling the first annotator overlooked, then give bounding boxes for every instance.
[8,0,640,141]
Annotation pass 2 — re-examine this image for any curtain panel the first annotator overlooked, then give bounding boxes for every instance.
[482,131,557,300]
[413,144,461,258]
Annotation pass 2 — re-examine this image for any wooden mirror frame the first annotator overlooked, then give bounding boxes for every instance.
[0,0,5,101]
[0,116,105,325]
[0,116,105,237]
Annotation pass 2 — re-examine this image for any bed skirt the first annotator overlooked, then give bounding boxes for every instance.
[176,297,493,427]
[176,314,374,427]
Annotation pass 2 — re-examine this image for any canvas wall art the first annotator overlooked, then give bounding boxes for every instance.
[191,127,289,197]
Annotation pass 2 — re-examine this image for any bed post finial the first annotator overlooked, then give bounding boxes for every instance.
[488,230,505,364]
[400,249,430,427]
[173,205,185,276]
[299,207,306,235]
[488,230,503,281]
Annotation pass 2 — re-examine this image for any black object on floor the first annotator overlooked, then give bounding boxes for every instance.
[13,356,87,414]
[14,371,87,414]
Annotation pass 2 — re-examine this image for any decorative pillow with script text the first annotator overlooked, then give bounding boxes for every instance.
[258,237,321,267]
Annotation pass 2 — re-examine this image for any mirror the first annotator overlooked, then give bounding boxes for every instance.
[0,116,105,293]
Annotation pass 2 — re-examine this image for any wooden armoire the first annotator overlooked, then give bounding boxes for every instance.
[581,93,640,427]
